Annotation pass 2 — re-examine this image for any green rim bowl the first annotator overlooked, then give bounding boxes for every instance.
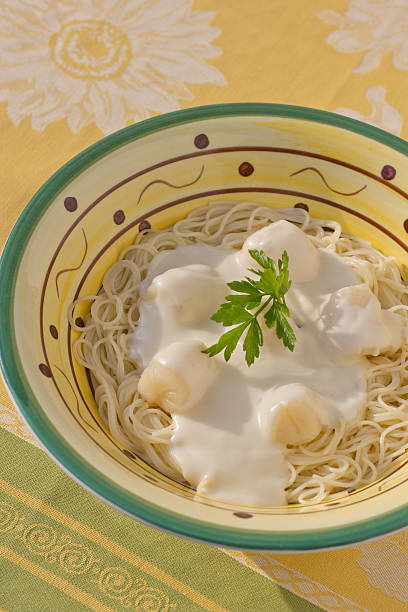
[2,103,408,551]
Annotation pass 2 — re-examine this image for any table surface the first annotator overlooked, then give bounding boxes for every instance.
[1,1,408,610]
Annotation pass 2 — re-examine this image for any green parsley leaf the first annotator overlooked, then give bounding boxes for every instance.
[248,249,276,271]
[255,267,279,297]
[275,308,296,351]
[264,301,278,328]
[248,267,263,277]
[227,279,260,294]
[202,322,249,362]
[210,303,253,326]
[243,319,263,365]
[225,294,262,308]
[203,248,296,366]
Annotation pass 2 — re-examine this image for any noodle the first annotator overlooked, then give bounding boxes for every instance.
[69,201,408,505]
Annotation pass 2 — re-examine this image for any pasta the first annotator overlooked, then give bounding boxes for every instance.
[70,201,408,505]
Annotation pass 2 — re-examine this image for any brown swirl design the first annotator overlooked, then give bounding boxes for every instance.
[55,229,88,299]
[54,365,97,432]
[290,167,367,196]
[137,164,204,204]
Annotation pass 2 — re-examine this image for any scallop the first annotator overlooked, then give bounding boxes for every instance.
[321,284,405,356]
[138,339,219,413]
[258,383,328,446]
[145,264,226,325]
[238,219,320,283]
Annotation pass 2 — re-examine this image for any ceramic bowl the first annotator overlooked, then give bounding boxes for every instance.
[2,103,408,551]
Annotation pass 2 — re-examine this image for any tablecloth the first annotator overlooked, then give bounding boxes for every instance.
[1,1,408,610]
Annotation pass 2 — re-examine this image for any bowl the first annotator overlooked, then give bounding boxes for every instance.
[2,103,408,551]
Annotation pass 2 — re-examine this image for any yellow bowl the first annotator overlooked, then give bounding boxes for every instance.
[2,103,408,551]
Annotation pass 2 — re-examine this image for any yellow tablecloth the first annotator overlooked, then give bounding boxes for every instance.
[1,1,408,610]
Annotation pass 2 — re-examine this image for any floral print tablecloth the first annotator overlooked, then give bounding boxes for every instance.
[1,1,408,611]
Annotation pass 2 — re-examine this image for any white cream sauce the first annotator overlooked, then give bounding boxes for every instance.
[129,220,404,505]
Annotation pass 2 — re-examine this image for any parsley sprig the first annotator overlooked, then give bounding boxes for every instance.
[202,249,296,366]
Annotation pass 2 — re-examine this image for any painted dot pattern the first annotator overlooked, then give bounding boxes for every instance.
[194,133,209,149]
[49,325,58,339]
[122,451,159,482]
[381,165,396,180]
[233,512,253,519]
[403,219,408,233]
[64,197,78,212]
[138,220,151,232]
[238,162,254,176]
[75,317,85,328]
[123,449,137,460]
[113,209,125,225]
[294,202,309,212]
[39,363,52,377]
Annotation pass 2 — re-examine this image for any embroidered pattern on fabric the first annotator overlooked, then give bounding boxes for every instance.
[0,501,176,610]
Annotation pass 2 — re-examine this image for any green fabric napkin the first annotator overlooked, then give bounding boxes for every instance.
[0,428,322,611]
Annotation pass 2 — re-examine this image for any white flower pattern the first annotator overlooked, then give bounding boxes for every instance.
[0,0,226,134]
[318,0,408,73]
[352,533,408,603]
[334,86,403,135]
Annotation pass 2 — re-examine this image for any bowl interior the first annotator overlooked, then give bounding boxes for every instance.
[3,104,408,550]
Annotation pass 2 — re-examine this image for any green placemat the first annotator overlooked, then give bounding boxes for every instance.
[0,428,321,611]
